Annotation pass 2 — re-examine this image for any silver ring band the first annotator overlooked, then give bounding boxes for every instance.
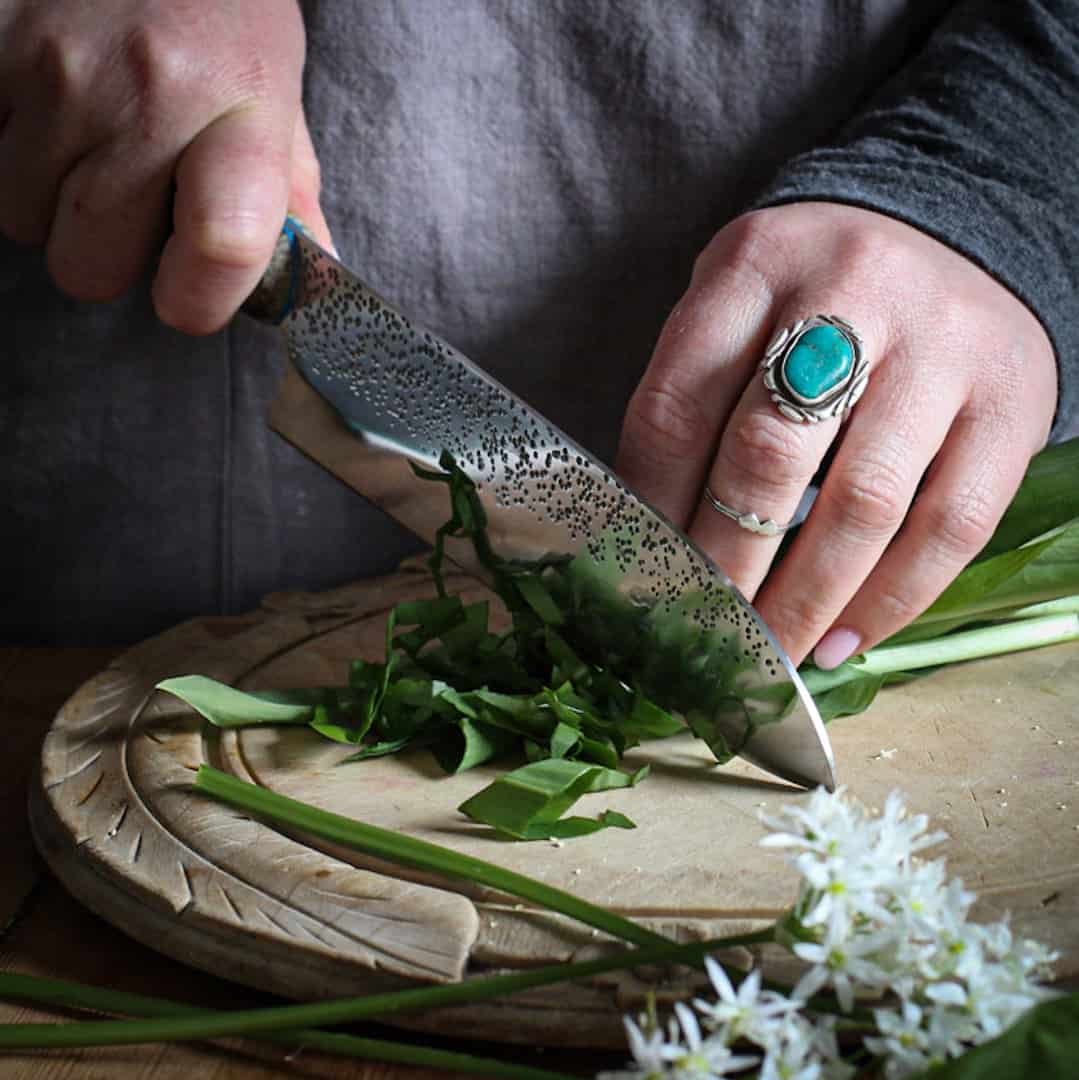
[704,487,794,537]
[761,314,868,424]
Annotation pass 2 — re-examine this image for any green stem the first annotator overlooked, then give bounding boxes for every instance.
[984,595,1079,621]
[0,975,577,1080]
[802,613,1079,696]
[194,765,667,947]
[0,930,773,1051]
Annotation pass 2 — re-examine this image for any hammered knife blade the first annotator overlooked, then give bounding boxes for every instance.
[244,218,836,791]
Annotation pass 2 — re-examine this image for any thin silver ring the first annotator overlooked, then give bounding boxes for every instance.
[704,487,795,538]
[761,314,868,424]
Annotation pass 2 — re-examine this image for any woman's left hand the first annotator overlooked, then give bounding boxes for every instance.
[617,202,1057,668]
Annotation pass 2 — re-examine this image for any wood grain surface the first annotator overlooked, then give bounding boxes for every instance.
[1,644,612,1079]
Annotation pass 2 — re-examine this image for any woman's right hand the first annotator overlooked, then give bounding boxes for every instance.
[0,0,332,333]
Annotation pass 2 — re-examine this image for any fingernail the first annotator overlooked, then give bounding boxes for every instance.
[813,627,862,670]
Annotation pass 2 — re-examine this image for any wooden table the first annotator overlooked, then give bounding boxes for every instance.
[0,647,614,1079]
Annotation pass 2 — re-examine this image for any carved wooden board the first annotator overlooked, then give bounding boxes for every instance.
[29,564,1079,1047]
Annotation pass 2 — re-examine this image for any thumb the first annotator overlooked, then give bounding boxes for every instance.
[152,103,292,335]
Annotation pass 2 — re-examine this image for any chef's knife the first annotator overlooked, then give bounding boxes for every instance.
[243,218,836,791]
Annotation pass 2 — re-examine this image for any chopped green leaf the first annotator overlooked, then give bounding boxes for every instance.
[155,676,328,728]
[549,720,581,759]
[457,758,642,840]
[338,737,413,763]
[514,575,565,626]
[430,718,517,774]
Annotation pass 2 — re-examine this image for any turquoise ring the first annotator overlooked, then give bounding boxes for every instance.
[761,315,868,424]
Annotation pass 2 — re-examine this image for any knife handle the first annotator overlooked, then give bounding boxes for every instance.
[241,215,308,325]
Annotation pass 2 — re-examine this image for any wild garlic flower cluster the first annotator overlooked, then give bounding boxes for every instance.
[599,786,1057,1080]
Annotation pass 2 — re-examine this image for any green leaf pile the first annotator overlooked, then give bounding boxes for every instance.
[159,453,685,841]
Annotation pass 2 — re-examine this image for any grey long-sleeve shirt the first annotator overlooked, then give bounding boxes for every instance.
[4,1,1078,644]
[758,0,1079,442]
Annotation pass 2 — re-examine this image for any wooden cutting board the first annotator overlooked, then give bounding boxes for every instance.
[28,562,1079,1048]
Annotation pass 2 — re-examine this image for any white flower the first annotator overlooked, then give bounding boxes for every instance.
[757,1013,821,1080]
[667,1003,760,1078]
[923,929,1055,1044]
[599,786,1066,1080]
[885,856,953,946]
[597,1012,684,1079]
[793,920,898,1012]
[865,998,940,1079]
[913,878,980,983]
[693,958,797,1047]
[763,787,950,963]
[811,1016,857,1080]
[752,1012,856,1080]
[598,1003,758,1080]
[759,786,864,862]
[925,996,978,1061]
[875,790,949,863]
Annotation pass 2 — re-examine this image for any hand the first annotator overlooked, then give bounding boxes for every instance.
[0,0,331,333]
[617,202,1058,667]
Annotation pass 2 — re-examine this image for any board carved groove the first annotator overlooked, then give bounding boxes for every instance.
[29,567,1079,1047]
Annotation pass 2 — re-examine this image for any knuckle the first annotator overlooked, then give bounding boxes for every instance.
[229,52,274,103]
[837,224,907,284]
[623,380,714,465]
[922,487,999,561]
[720,411,808,490]
[33,30,93,102]
[188,210,273,270]
[118,25,197,119]
[829,456,910,538]
[694,210,786,293]
[864,578,928,627]
[116,25,276,133]
[766,593,831,643]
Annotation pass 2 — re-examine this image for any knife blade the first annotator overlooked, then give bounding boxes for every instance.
[244,218,836,791]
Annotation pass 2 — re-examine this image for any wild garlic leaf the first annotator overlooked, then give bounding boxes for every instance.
[977,436,1079,559]
[912,538,1057,627]
[541,809,637,839]
[155,676,330,728]
[338,736,413,763]
[806,671,921,724]
[430,717,517,774]
[457,758,643,840]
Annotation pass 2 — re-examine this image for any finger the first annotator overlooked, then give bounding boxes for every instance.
[810,414,1033,668]
[616,245,774,526]
[46,139,174,302]
[752,345,962,665]
[287,110,335,255]
[0,101,97,247]
[0,22,109,246]
[689,310,881,600]
[152,103,293,335]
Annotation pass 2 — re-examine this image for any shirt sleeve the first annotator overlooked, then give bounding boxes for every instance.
[753,0,1079,443]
